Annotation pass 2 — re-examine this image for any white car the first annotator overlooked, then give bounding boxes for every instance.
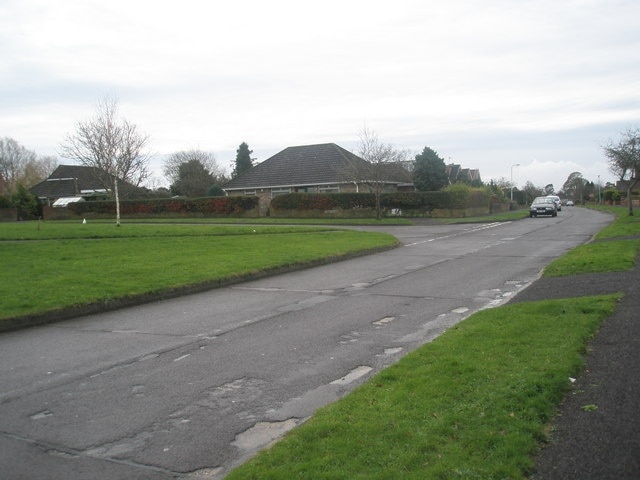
[546,195,562,211]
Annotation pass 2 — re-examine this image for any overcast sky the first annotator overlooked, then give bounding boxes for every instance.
[2,0,639,191]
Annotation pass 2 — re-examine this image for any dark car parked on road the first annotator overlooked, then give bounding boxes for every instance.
[530,196,557,217]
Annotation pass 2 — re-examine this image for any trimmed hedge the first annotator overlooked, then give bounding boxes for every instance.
[68,196,260,217]
[271,193,374,210]
[269,189,497,218]
[61,190,497,219]
[271,191,483,212]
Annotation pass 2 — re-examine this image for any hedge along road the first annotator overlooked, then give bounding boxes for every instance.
[0,207,612,480]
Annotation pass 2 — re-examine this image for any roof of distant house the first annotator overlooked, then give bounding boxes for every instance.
[30,165,107,199]
[30,164,144,200]
[224,143,412,190]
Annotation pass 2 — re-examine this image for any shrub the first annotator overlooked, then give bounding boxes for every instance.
[443,183,471,209]
[12,184,41,219]
[603,188,621,203]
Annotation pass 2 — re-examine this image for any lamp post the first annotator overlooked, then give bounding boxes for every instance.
[597,175,601,204]
[510,164,520,202]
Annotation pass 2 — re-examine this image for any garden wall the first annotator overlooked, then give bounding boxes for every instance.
[43,206,77,220]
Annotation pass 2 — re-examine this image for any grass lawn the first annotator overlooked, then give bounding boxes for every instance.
[0,222,397,321]
[186,217,415,225]
[0,221,340,240]
[65,217,414,226]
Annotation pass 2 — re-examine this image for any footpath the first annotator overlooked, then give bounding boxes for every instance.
[509,250,640,479]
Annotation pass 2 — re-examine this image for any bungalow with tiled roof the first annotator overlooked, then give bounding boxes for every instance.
[223,143,414,215]
[29,165,145,206]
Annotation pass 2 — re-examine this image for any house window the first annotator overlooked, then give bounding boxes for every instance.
[318,185,339,193]
[244,190,256,195]
[271,188,292,197]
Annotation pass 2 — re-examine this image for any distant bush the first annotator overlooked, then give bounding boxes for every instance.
[443,183,471,209]
[603,188,621,203]
[12,184,42,219]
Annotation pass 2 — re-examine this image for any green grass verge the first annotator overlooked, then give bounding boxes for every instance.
[544,239,640,276]
[0,221,338,240]
[543,206,640,277]
[226,295,619,480]
[57,216,414,226]
[0,223,397,321]
[589,205,640,239]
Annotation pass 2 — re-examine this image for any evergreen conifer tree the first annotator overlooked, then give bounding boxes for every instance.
[232,142,254,178]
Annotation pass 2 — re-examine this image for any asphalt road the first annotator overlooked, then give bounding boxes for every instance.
[0,207,613,479]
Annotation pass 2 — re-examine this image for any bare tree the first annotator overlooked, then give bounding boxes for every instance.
[0,137,37,195]
[522,181,543,204]
[336,127,413,220]
[604,128,640,216]
[163,149,226,186]
[345,128,410,219]
[60,97,150,225]
[22,155,59,189]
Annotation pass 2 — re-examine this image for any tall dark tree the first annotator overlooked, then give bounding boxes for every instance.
[412,147,448,191]
[232,142,254,178]
[562,172,586,202]
[170,159,216,197]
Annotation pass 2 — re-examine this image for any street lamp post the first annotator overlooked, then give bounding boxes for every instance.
[510,164,520,202]
[598,175,601,204]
